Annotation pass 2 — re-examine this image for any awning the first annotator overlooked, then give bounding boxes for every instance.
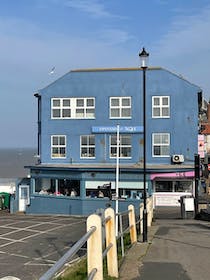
[150,171,194,180]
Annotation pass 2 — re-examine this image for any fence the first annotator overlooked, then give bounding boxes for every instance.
[39,196,153,280]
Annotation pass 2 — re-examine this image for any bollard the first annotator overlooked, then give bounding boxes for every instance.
[128,205,137,243]
[87,214,103,280]
[147,197,154,227]
[140,203,144,234]
[104,208,118,278]
[147,198,151,227]
[0,277,21,280]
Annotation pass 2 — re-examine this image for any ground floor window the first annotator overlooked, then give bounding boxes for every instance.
[155,180,192,193]
[119,189,142,199]
[34,178,80,196]
[86,183,112,199]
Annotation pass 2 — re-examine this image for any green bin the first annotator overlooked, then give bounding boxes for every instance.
[0,192,10,209]
[0,195,3,209]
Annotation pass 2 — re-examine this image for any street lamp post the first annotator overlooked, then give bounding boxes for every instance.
[139,47,149,242]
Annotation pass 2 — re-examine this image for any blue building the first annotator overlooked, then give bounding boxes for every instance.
[22,67,202,215]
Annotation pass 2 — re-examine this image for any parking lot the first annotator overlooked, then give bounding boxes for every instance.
[0,212,86,280]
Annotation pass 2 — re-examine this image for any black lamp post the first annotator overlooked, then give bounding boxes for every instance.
[194,154,200,217]
[139,47,149,242]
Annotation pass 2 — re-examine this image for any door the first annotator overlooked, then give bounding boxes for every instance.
[19,185,30,212]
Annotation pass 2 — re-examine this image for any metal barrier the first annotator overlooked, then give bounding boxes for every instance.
[39,227,96,280]
[39,196,154,280]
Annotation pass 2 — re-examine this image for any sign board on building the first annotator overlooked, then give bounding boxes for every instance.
[92,126,143,133]
[153,192,192,207]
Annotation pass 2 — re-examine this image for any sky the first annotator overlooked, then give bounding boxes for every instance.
[1,0,210,148]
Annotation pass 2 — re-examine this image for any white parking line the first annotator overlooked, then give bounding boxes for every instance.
[24,262,55,266]
[0,215,86,278]
[0,239,27,248]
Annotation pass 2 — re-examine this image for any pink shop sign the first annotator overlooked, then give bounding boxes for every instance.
[150,171,194,180]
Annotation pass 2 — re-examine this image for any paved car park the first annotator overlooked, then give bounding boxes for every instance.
[0,212,86,280]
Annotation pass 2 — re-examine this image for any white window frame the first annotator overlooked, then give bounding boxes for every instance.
[152,133,170,157]
[152,96,170,118]
[80,135,96,159]
[75,98,95,119]
[51,135,66,158]
[109,135,132,158]
[110,97,131,119]
[51,97,95,119]
[51,98,71,119]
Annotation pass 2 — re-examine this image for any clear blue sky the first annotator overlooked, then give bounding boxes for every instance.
[0,0,210,147]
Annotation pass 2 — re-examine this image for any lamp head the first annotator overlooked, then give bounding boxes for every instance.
[139,47,149,69]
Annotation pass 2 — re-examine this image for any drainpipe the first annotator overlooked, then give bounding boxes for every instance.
[34,93,41,163]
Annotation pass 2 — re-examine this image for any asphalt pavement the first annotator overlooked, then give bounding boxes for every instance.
[0,212,86,280]
[120,207,210,280]
[1,207,209,280]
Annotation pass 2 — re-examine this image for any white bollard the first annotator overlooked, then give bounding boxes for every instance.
[0,277,21,280]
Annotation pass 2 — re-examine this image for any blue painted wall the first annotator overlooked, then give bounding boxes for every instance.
[26,194,142,216]
[38,68,200,165]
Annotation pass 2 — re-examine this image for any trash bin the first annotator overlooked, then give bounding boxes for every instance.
[179,195,195,219]
[0,192,10,209]
[0,195,3,210]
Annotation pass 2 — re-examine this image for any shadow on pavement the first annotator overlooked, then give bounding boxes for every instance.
[139,262,191,280]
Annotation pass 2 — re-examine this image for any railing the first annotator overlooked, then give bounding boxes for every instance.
[39,196,153,280]
[39,227,96,280]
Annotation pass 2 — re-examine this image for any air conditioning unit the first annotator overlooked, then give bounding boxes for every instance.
[172,154,184,163]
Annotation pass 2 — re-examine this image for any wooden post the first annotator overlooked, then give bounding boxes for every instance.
[104,208,118,278]
[147,198,151,227]
[140,203,144,234]
[128,204,137,243]
[147,197,154,227]
[151,196,154,220]
[87,214,103,280]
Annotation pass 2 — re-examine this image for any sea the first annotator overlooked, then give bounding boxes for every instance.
[0,148,37,180]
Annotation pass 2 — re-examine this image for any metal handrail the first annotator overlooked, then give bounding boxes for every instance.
[39,226,96,280]
[39,213,117,280]
[102,215,111,226]
[117,205,142,257]
[102,243,113,258]
[116,209,131,216]
[102,215,113,259]
[88,268,97,280]
[39,202,147,280]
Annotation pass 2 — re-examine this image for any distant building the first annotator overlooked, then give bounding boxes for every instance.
[23,67,202,215]
[0,148,35,211]
[200,101,210,153]
[198,101,210,194]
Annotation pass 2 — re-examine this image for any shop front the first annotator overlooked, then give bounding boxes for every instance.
[20,165,152,215]
[151,171,194,207]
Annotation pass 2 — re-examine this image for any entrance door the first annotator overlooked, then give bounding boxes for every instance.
[19,185,30,212]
